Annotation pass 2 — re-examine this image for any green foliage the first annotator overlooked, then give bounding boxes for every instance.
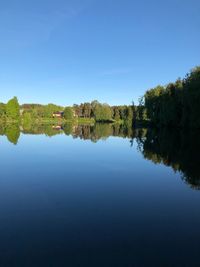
[22,112,32,129]
[73,102,92,118]
[17,100,135,123]
[21,103,63,119]
[94,104,113,121]
[0,103,6,121]
[143,66,200,128]
[6,97,20,120]
[113,107,120,120]
[126,106,133,121]
[45,104,63,118]
[135,105,148,122]
[63,107,74,120]
[0,103,6,116]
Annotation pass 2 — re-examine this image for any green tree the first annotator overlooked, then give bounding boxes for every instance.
[113,107,120,120]
[6,97,20,120]
[0,103,6,121]
[127,106,133,122]
[0,103,6,116]
[143,66,200,128]
[63,107,74,120]
[83,103,92,118]
[94,104,113,121]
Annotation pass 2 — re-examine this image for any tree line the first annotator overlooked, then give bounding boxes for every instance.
[0,98,140,125]
[143,66,200,128]
[1,65,199,128]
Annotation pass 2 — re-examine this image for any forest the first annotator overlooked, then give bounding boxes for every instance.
[143,66,200,128]
[0,66,199,128]
[0,98,138,125]
[0,97,134,122]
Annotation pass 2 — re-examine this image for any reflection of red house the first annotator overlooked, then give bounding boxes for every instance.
[52,111,64,118]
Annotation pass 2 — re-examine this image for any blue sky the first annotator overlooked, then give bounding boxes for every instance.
[0,0,200,106]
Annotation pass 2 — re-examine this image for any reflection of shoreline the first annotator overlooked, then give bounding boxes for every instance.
[0,122,137,143]
[138,128,200,190]
[0,122,200,190]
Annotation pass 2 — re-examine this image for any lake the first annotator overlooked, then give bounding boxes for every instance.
[0,123,200,267]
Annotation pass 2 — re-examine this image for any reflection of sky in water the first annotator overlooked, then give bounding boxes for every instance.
[0,133,200,266]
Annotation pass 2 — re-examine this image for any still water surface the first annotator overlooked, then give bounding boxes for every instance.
[0,124,200,267]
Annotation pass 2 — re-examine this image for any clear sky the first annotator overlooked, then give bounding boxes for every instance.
[0,0,200,106]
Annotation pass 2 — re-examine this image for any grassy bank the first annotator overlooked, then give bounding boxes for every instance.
[1,117,133,126]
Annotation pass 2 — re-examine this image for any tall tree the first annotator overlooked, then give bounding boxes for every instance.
[113,107,120,120]
[6,97,20,120]
[143,66,200,128]
[63,107,74,120]
[94,104,113,122]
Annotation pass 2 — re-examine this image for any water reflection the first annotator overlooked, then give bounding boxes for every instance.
[137,128,200,190]
[0,123,20,145]
[0,122,200,189]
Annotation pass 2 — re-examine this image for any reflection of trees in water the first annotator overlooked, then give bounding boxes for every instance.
[6,124,20,145]
[22,123,63,137]
[1,122,137,143]
[138,128,200,190]
[0,123,20,145]
[0,123,6,136]
[0,122,199,189]
[63,123,136,142]
[0,122,63,141]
